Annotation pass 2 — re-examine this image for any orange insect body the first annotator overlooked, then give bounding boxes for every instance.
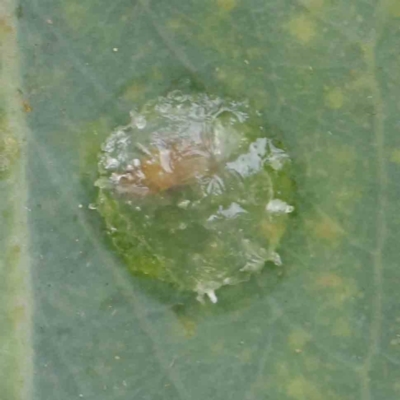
[116,141,213,196]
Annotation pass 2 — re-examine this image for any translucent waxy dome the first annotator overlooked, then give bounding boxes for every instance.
[95,91,294,303]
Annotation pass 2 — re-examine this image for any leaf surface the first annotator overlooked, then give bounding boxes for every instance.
[2,0,400,398]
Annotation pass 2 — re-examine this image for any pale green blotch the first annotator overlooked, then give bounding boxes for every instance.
[324,87,344,109]
[328,145,356,167]
[303,356,321,372]
[279,363,336,400]
[287,14,316,44]
[332,317,352,337]
[151,66,164,82]
[387,0,400,17]
[237,347,253,363]
[302,0,325,12]
[216,0,237,12]
[245,47,265,61]
[0,116,20,180]
[62,2,89,31]
[287,329,311,351]
[390,148,400,164]
[167,18,185,31]
[122,83,146,102]
[215,67,246,91]
[334,185,363,214]
[330,278,358,308]
[210,340,226,355]
[195,11,244,62]
[286,376,325,400]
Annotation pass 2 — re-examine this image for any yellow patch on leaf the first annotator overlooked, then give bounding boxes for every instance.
[325,87,344,109]
[288,329,311,350]
[390,148,400,164]
[217,0,237,12]
[332,317,352,337]
[288,14,316,44]
[287,376,324,400]
[387,0,400,17]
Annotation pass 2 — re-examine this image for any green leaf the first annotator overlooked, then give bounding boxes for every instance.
[2,0,400,398]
